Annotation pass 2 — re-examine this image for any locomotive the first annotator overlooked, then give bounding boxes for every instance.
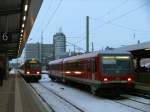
[19,59,41,82]
[47,51,135,94]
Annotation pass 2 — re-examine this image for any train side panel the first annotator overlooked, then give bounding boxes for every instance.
[48,59,63,81]
[63,53,101,86]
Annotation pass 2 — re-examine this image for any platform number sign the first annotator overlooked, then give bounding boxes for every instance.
[0,32,12,43]
[2,32,8,41]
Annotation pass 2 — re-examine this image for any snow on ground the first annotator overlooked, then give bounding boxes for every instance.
[9,68,17,75]
[37,81,144,112]
[39,73,51,82]
[32,83,83,112]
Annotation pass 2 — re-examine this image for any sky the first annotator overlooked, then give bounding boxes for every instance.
[28,0,150,52]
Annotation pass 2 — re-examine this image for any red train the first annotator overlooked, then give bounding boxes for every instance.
[47,51,135,94]
[19,59,41,81]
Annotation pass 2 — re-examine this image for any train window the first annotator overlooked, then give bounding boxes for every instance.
[26,64,40,69]
[64,61,84,71]
[102,56,131,74]
[92,59,98,73]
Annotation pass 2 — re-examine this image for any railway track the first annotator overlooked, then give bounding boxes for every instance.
[30,82,150,112]
[113,95,150,112]
[30,84,55,112]
[130,92,150,100]
[30,83,86,112]
[121,94,150,105]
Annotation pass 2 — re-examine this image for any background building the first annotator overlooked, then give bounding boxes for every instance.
[53,32,66,59]
[25,43,54,65]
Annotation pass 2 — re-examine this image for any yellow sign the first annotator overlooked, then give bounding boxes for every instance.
[29,59,37,64]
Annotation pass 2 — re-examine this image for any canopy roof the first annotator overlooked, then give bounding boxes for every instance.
[0,0,43,60]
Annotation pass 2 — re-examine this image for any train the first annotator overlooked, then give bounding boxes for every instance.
[47,51,135,94]
[19,59,41,82]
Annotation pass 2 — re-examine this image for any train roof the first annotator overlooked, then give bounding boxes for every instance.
[25,59,40,64]
[48,59,63,65]
[63,52,99,62]
[100,50,131,55]
[63,50,131,63]
[48,50,131,64]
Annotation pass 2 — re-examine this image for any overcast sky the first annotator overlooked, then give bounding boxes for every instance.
[28,0,150,52]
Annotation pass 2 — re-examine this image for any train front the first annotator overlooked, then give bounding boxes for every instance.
[100,52,135,89]
[24,59,41,81]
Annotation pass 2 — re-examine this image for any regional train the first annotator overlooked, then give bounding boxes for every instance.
[47,51,135,94]
[19,59,41,82]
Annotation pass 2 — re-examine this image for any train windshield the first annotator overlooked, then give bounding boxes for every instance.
[26,63,40,69]
[102,56,131,74]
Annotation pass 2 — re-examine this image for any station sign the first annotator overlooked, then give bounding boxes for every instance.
[0,32,12,43]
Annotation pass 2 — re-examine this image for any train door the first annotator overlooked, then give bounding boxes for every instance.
[91,58,96,81]
[85,60,91,79]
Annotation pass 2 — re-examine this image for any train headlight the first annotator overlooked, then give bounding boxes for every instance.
[128,77,132,82]
[104,78,108,82]
[65,71,71,74]
[74,71,82,74]
[37,71,40,74]
[26,71,30,74]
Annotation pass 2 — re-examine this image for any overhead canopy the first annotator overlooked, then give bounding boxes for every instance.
[0,0,43,60]
[113,41,150,58]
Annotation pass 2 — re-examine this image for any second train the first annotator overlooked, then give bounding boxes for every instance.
[47,51,135,94]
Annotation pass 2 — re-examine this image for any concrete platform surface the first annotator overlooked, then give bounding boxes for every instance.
[0,74,49,112]
[0,75,15,112]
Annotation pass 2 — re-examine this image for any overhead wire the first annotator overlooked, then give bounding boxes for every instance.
[72,0,129,37]
[90,17,150,33]
[92,1,150,33]
[100,0,129,19]
[36,0,63,43]
[66,41,86,52]
[39,0,54,31]
[31,0,54,41]
[110,23,150,33]
[66,0,130,51]
[42,0,63,32]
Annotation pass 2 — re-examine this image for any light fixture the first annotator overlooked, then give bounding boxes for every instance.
[24,5,28,11]
[21,30,23,33]
[23,16,26,21]
[22,24,24,28]
[145,48,150,51]
[116,56,130,59]
[21,34,23,37]
[20,37,23,40]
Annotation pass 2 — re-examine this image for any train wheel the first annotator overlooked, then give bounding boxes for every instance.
[110,88,120,98]
[90,85,96,95]
[62,78,66,83]
[51,77,55,81]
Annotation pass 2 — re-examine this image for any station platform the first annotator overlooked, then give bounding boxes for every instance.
[135,73,150,95]
[0,74,49,112]
[135,82,150,94]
